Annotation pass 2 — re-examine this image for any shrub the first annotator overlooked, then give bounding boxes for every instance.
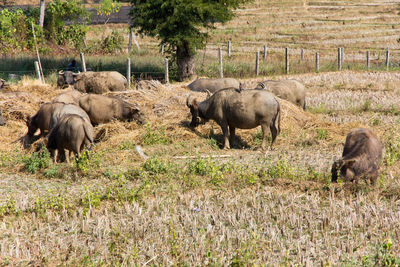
[23,148,50,174]
[101,30,124,54]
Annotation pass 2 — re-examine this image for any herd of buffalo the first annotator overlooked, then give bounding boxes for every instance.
[0,71,383,185]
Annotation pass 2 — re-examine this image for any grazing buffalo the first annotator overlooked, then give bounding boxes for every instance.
[187,88,281,150]
[78,94,145,125]
[256,79,306,110]
[52,90,83,105]
[187,78,240,93]
[0,107,5,126]
[57,71,128,94]
[49,103,91,130]
[47,114,94,163]
[25,102,65,141]
[331,128,383,185]
[0,79,9,90]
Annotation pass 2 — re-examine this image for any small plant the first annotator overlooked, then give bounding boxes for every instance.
[141,157,171,174]
[361,239,400,266]
[101,30,123,54]
[316,129,328,140]
[142,124,171,145]
[23,148,50,174]
[75,150,90,173]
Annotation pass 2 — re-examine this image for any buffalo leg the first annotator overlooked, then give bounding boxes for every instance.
[269,122,278,150]
[53,149,58,163]
[229,126,236,148]
[220,123,230,149]
[261,124,270,150]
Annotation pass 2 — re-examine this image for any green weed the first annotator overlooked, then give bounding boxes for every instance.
[23,148,50,174]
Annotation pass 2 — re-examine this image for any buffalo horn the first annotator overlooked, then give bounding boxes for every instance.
[186,94,193,107]
[205,89,211,99]
[257,82,266,89]
[58,70,64,75]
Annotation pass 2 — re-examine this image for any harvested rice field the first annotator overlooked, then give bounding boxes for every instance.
[0,70,399,265]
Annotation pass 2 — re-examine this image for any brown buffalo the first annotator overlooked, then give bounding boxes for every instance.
[0,107,6,126]
[25,102,65,141]
[331,128,383,185]
[57,71,128,94]
[47,114,94,163]
[0,79,9,90]
[187,78,240,93]
[78,94,145,125]
[256,79,306,110]
[187,88,281,150]
[52,90,83,105]
[49,103,91,130]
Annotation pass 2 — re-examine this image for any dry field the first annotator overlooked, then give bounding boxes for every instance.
[0,70,399,265]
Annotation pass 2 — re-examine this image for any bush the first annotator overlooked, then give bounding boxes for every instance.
[101,30,124,54]
[23,148,50,174]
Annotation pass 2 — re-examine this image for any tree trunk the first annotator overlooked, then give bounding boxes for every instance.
[176,42,195,81]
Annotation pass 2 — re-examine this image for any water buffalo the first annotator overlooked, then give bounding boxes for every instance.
[187,88,281,150]
[25,102,65,141]
[0,107,5,126]
[256,79,306,110]
[49,103,91,130]
[331,128,382,185]
[78,94,145,125]
[52,90,83,105]
[0,78,9,90]
[47,114,94,163]
[188,78,240,93]
[57,71,128,94]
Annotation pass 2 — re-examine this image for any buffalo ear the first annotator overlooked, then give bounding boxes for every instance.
[192,99,198,109]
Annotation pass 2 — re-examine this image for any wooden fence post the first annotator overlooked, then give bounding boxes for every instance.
[285,47,289,74]
[126,57,131,88]
[386,48,390,70]
[341,47,344,64]
[39,0,45,28]
[300,48,304,61]
[218,48,223,78]
[161,44,164,55]
[164,58,169,84]
[366,51,370,70]
[34,61,42,82]
[263,45,267,62]
[128,28,133,53]
[255,51,259,76]
[337,48,342,70]
[227,40,231,57]
[80,52,87,72]
[315,52,319,72]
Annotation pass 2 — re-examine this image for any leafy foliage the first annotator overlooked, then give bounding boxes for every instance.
[130,0,252,80]
[96,0,122,17]
[23,148,50,174]
[44,0,89,48]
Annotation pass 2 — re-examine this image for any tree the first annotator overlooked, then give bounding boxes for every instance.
[130,0,251,81]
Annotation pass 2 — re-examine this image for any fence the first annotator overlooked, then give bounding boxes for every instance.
[1,41,399,84]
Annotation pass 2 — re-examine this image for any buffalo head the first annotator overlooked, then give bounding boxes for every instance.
[123,105,145,125]
[0,79,9,90]
[186,94,200,127]
[331,158,356,183]
[57,70,77,88]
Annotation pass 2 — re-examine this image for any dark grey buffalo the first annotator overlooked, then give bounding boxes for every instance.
[187,78,240,93]
[57,71,128,94]
[256,79,306,110]
[331,128,382,185]
[0,107,5,126]
[78,94,145,125]
[25,102,65,141]
[47,114,94,163]
[52,90,83,105]
[187,88,281,150]
[0,79,9,90]
[49,103,91,130]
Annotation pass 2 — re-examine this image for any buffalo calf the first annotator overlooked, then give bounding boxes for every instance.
[47,114,94,163]
[331,128,382,185]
